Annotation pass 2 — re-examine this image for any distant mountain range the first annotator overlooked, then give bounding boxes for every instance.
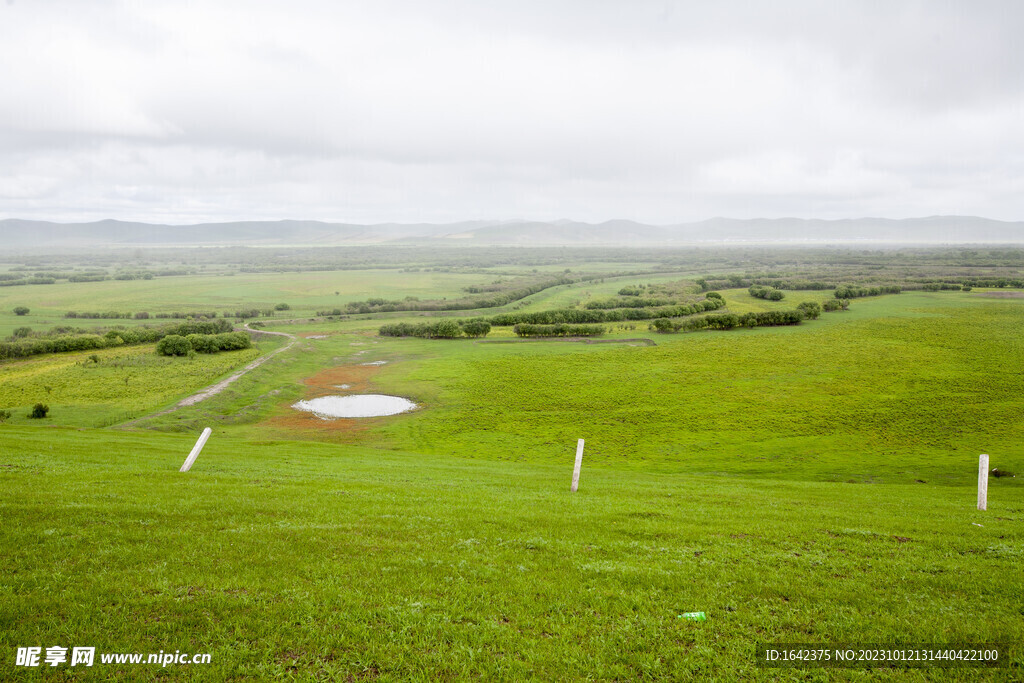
[1,216,1022,248]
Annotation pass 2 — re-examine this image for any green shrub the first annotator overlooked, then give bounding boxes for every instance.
[28,403,49,419]
[797,301,822,319]
[156,335,192,356]
[13,306,29,316]
[461,321,491,338]
[432,320,463,338]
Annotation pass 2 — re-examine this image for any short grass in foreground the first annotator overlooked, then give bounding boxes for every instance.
[0,427,1020,680]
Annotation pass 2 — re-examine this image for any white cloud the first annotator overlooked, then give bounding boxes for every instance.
[0,0,1021,223]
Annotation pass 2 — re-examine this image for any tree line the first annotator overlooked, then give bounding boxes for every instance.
[513,323,605,337]
[378,320,492,339]
[0,319,236,361]
[64,307,291,320]
[334,277,574,315]
[833,284,901,298]
[650,309,806,332]
[0,277,57,287]
[486,297,725,326]
[584,296,677,310]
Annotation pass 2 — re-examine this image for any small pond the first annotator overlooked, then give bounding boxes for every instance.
[292,394,417,418]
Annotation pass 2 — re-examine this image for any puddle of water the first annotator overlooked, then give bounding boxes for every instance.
[292,394,416,418]
[360,360,388,366]
[307,335,328,339]
[335,384,351,389]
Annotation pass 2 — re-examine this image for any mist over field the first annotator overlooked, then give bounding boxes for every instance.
[3,215,1023,248]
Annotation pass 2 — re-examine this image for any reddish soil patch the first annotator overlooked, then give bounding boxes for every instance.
[268,364,384,436]
[302,364,380,396]
[973,291,1024,298]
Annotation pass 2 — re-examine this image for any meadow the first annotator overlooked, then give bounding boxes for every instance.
[1,247,1023,679]
[0,428,1019,680]
[0,343,265,428]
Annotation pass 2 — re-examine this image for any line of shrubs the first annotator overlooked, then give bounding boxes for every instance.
[156,332,252,356]
[378,320,492,339]
[513,323,605,337]
[697,276,837,291]
[833,284,902,298]
[0,277,56,287]
[65,310,222,320]
[341,277,575,315]
[0,319,235,360]
[63,307,290,320]
[487,297,725,326]
[584,297,677,310]
[650,309,806,332]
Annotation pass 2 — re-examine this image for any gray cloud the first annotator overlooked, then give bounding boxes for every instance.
[0,0,1021,224]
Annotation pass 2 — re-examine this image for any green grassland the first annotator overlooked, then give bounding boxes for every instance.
[0,343,266,428]
[2,260,1024,679]
[0,269,495,337]
[0,428,1020,680]
[165,291,1024,487]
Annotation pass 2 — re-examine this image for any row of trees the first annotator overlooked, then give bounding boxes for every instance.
[156,332,252,356]
[343,277,573,314]
[833,284,901,298]
[0,277,57,287]
[487,297,725,326]
[921,282,963,291]
[378,320,492,339]
[584,296,676,310]
[650,309,806,332]
[64,306,291,320]
[513,323,605,337]
[0,319,235,360]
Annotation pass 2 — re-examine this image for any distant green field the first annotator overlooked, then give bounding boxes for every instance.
[0,269,495,337]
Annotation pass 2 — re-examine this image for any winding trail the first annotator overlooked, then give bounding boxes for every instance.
[121,325,298,425]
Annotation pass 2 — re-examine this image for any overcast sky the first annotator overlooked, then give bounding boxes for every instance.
[1,0,1022,225]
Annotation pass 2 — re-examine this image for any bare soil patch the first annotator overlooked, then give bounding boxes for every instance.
[268,363,386,435]
[973,291,1024,298]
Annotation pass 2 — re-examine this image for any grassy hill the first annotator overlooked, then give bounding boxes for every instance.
[1,428,1018,680]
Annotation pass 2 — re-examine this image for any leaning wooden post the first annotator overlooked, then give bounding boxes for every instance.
[978,454,989,511]
[180,428,212,472]
[570,439,585,492]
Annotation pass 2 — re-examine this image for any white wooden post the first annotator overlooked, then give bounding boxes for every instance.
[180,428,212,472]
[570,439,584,492]
[978,453,989,511]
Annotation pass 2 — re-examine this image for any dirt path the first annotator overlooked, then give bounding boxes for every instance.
[121,325,298,425]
